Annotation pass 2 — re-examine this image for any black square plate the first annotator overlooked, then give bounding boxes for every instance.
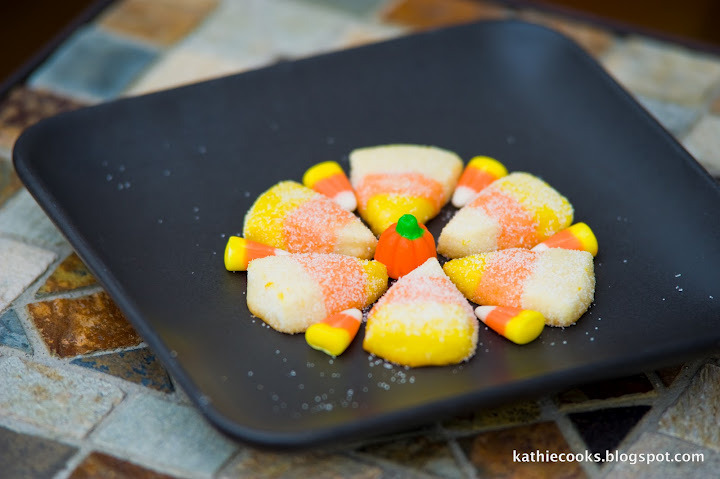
[14,21,720,449]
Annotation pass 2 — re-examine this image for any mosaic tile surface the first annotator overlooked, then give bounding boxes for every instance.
[220,450,383,479]
[35,252,97,297]
[0,189,67,246]
[0,236,56,313]
[29,26,158,102]
[0,425,77,479]
[682,115,720,177]
[27,291,142,357]
[0,356,123,438]
[604,432,719,479]
[0,86,86,150]
[69,451,178,479]
[635,95,701,137]
[569,406,651,456]
[0,309,32,353]
[518,10,614,57]
[302,0,388,16]
[556,374,655,407]
[101,0,219,47]
[711,95,720,114]
[442,400,541,432]
[459,421,587,478]
[0,157,22,207]
[71,348,173,393]
[659,364,720,451]
[383,0,507,30]
[92,394,237,476]
[602,37,720,106]
[360,435,463,479]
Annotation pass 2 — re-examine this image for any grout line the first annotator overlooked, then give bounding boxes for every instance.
[445,435,479,479]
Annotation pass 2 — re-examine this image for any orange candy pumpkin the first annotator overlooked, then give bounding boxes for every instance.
[375,214,436,279]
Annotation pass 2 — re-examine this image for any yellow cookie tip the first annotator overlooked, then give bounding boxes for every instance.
[224,236,247,271]
[306,323,352,357]
[442,256,486,301]
[504,310,545,345]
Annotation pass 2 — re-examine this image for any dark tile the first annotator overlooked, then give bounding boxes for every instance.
[0,425,77,478]
[27,291,142,357]
[36,252,97,297]
[0,87,85,150]
[557,374,655,406]
[28,27,158,102]
[0,157,22,206]
[69,451,177,479]
[569,406,651,458]
[443,399,541,432]
[71,348,173,393]
[360,435,463,479]
[383,0,508,30]
[0,309,33,353]
[657,364,684,387]
[459,421,587,478]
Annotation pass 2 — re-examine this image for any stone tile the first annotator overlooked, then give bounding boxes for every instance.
[69,451,178,479]
[601,37,720,106]
[569,406,651,456]
[442,399,541,432]
[27,291,142,358]
[71,348,173,393]
[459,421,587,478]
[0,356,123,438]
[0,86,85,150]
[0,189,67,246]
[659,364,720,452]
[220,450,382,479]
[656,364,685,388]
[604,432,719,479]
[101,0,219,47]
[302,0,388,16]
[382,0,508,30]
[28,26,158,102]
[0,424,77,478]
[359,435,463,479]
[556,374,655,407]
[0,157,22,206]
[0,309,32,353]
[35,252,97,297]
[0,236,56,313]
[338,22,408,49]
[636,95,701,137]
[711,95,720,114]
[682,115,720,177]
[92,394,237,476]
[124,47,260,96]
[518,10,614,57]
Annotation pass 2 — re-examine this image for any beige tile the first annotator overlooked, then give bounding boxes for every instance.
[0,237,56,313]
[682,115,720,176]
[518,10,614,57]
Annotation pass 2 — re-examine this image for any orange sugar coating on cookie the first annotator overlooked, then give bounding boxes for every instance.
[377,276,472,314]
[282,198,355,253]
[355,173,445,210]
[476,248,538,306]
[293,253,366,314]
[469,189,539,249]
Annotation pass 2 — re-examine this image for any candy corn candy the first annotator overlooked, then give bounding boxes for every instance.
[363,258,477,367]
[303,161,357,211]
[438,172,574,259]
[350,145,463,235]
[224,236,288,271]
[305,308,362,357]
[532,222,598,256]
[475,306,545,345]
[247,253,388,333]
[451,156,508,208]
[244,181,376,259]
[443,248,594,327]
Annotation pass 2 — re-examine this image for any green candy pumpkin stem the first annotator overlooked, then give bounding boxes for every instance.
[395,214,425,240]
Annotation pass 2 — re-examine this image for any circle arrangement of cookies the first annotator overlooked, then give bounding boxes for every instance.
[224,144,598,368]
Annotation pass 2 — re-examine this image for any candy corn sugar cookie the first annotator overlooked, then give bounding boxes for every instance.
[247,253,387,333]
[350,145,463,235]
[452,156,508,208]
[303,161,357,211]
[363,257,477,367]
[444,248,594,327]
[532,222,598,256]
[438,172,573,258]
[244,181,376,259]
[224,237,288,271]
[306,308,362,357]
